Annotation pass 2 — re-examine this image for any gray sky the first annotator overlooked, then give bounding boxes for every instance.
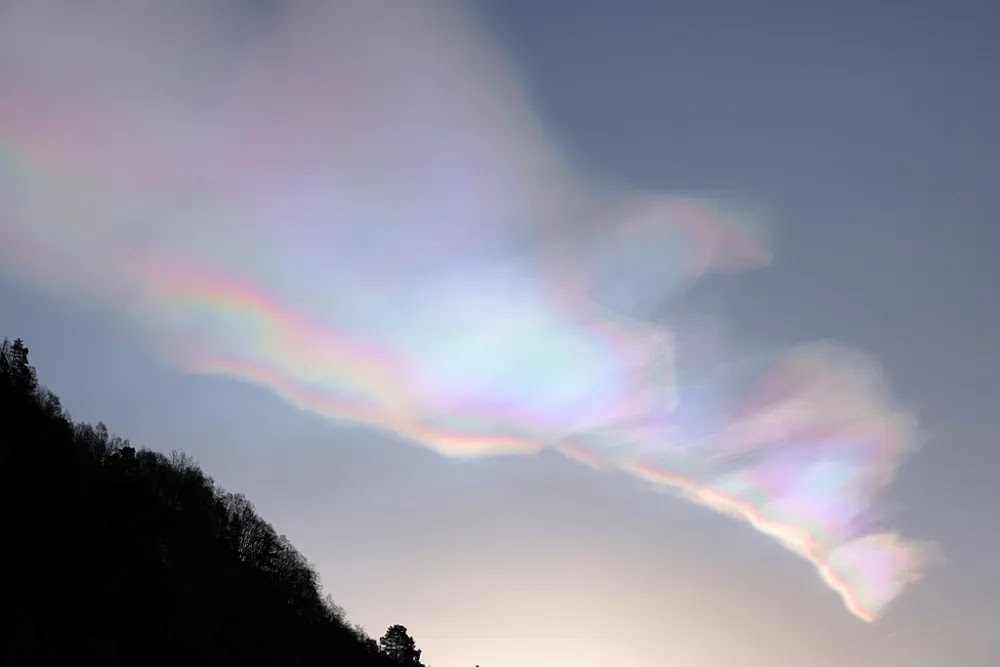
[1,0,998,665]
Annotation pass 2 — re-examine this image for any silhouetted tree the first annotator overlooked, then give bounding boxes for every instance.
[1,337,37,394]
[380,624,424,665]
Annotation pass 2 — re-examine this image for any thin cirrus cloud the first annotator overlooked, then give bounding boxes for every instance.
[0,0,931,622]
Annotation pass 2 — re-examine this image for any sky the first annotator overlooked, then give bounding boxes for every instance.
[1,0,998,665]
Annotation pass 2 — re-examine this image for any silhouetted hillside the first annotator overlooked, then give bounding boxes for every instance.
[0,337,430,666]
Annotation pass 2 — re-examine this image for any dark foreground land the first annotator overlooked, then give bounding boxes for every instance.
[0,337,430,666]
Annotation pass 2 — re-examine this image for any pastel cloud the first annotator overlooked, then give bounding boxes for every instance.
[0,0,929,621]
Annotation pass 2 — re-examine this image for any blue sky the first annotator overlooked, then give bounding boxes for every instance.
[1,0,998,664]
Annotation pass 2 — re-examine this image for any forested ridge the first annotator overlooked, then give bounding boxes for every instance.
[0,337,440,666]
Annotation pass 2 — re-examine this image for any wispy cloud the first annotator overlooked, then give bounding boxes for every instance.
[0,0,930,620]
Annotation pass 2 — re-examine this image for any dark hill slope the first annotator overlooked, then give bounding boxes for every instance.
[0,337,400,667]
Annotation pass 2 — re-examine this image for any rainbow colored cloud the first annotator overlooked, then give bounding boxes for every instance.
[0,0,930,621]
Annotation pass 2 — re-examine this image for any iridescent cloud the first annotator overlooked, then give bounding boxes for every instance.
[0,0,930,621]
